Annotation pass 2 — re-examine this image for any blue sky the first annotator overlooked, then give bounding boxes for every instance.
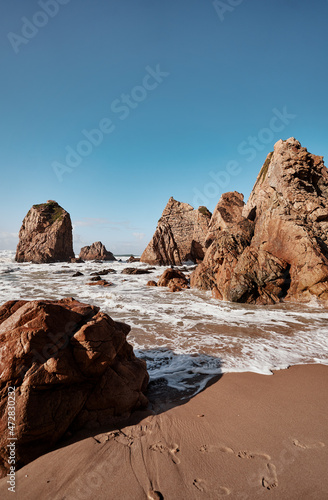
[1,0,327,254]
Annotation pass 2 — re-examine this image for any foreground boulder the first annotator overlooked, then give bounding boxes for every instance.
[15,200,74,263]
[140,197,211,266]
[0,298,148,478]
[79,241,116,261]
[192,138,328,304]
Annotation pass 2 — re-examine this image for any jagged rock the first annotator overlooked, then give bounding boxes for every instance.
[15,200,74,263]
[72,271,84,277]
[79,242,116,261]
[140,197,211,266]
[121,268,150,275]
[191,192,254,299]
[0,298,148,478]
[157,269,189,289]
[241,137,328,303]
[192,138,328,304]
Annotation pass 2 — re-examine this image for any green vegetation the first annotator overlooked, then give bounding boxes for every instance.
[198,206,211,217]
[255,151,273,186]
[32,200,64,223]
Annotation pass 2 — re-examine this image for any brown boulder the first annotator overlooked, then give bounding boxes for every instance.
[140,197,211,266]
[146,280,157,287]
[86,279,113,287]
[121,268,150,275]
[0,298,148,477]
[157,269,189,289]
[15,200,74,263]
[127,255,140,263]
[79,241,116,261]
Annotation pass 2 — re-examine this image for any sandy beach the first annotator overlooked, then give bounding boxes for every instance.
[0,363,327,499]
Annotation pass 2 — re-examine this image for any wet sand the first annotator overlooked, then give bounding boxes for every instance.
[0,364,327,499]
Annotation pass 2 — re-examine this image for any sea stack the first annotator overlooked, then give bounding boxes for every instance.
[140,197,212,265]
[15,200,74,263]
[79,241,116,261]
[191,138,328,304]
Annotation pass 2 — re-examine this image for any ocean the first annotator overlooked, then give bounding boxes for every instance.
[1,249,328,399]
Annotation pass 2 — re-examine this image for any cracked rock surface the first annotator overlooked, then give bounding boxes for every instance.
[0,298,149,477]
[191,138,328,304]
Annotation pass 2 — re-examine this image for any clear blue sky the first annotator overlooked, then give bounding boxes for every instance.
[1,0,327,254]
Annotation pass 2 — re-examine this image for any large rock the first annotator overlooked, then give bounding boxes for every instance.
[242,137,328,303]
[191,192,255,299]
[140,197,211,265]
[79,241,116,261]
[0,298,148,478]
[15,200,74,263]
[191,138,328,304]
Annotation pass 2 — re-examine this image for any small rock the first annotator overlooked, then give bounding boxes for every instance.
[121,268,150,275]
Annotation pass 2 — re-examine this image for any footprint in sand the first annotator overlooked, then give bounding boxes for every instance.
[262,463,278,490]
[149,442,180,464]
[292,439,325,450]
[200,443,276,493]
[105,430,134,447]
[147,490,164,500]
[193,479,230,496]
[193,479,206,492]
[200,444,271,461]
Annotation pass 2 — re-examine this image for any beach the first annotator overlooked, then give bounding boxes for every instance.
[0,364,327,499]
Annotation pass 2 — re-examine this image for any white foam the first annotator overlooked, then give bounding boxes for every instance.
[0,250,328,395]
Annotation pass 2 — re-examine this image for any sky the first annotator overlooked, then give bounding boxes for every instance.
[1,0,327,254]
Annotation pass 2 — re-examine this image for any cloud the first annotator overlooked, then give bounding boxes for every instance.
[133,232,146,240]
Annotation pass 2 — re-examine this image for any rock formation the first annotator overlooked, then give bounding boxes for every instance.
[15,200,74,263]
[79,241,116,261]
[0,298,148,477]
[191,138,328,304]
[191,192,255,299]
[140,197,211,266]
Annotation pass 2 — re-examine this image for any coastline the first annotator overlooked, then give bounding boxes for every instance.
[1,363,327,499]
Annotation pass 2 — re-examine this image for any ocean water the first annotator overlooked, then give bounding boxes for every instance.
[1,250,328,398]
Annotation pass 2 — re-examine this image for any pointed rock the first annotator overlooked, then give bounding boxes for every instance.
[192,138,328,304]
[140,197,211,265]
